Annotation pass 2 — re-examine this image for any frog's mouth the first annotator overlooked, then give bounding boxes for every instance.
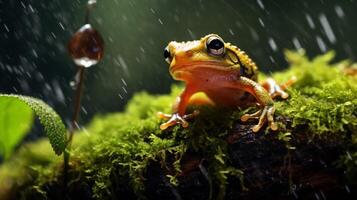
[170,61,232,80]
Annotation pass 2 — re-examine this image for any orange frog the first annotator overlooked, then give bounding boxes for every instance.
[158,34,294,132]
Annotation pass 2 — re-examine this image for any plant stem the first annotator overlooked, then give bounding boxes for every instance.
[85,6,90,24]
[63,65,85,198]
[68,66,85,143]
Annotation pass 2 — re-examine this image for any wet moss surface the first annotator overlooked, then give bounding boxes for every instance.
[1,50,357,199]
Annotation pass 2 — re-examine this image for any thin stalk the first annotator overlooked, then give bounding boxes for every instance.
[85,0,96,24]
[84,6,90,24]
[68,65,85,143]
[63,65,85,198]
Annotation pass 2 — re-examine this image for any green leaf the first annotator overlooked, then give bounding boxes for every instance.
[0,94,67,158]
[0,97,33,159]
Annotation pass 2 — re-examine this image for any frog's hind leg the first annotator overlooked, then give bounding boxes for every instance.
[262,76,296,99]
[228,76,278,132]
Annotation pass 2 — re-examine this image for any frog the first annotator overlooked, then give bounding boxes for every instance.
[158,34,294,132]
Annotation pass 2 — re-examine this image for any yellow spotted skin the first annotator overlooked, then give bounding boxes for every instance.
[225,43,258,80]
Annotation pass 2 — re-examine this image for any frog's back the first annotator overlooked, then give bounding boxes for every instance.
[226,44,259,81]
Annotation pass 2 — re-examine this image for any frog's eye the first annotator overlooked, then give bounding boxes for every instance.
[164,47,171,64]
[206,36,225,56]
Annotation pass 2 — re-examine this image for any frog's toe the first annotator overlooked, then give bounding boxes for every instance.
[160,121,176,130]
[267,106,278,131]
[158,110,200,130]
[157,111,173,120]
[245,105,277,133]
[251,106,268,132]
[159,113,188,130]
[240,110,262,122]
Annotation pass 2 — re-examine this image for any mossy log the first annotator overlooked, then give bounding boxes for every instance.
[1,50,357,200]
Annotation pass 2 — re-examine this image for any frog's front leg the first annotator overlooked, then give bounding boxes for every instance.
[228,77,278,132]
[158,86,199,130]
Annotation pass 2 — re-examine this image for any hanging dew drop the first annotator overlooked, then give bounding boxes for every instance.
[68,24,104,68]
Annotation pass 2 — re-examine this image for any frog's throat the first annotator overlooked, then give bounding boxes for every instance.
[170,62,232,74]
[170,63,235,81]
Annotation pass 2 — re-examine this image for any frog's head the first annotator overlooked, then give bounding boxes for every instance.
[164,34,240,80]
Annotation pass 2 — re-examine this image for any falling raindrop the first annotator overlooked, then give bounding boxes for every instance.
[258,18,265,27]
[314,192,321,200]
[268,38,278,52]
[122,86,128,94]
[292,37,302,49]
[121,78,127,86]
[345,185,351,193]
[228,29,234,35]
[320,191,327,200]
[3,24,10,32]
[305,13,315,29]
[257,0,265,9]
[69,81,76,89]
[118,55,130,76]
[316,36,327,52]
[335,5,345,18]
[58,22,65,30]
[187,29,196,39]
[319,14,336,43]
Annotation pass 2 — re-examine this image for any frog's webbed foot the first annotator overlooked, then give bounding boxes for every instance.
[157,110,200,130]
[240,105,277,132]
[263,77,296,99]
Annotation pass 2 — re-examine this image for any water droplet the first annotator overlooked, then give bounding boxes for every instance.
[229,29,234,35]
[335,5,345,18]
[59,22,65,30]
[292,37,302,50]
[314,192,320,200]
[3,24,9,32]
[319,14,336,43]
[70,81,76,89]
[121,78,127,86]
[81,106,88,115]
[257,0,265,9]
[345,185,351,193]
[316,36,327,52]
[68,24,104,68]
[305,13,315,29]
[268,38,278,52]
[122,86,128,94]
[258,17,265,27]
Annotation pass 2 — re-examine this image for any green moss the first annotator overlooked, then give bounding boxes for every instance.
[273,50,357,135]
[1,50,357,199]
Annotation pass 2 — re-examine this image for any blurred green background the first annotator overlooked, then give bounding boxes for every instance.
[0,0,356,126]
